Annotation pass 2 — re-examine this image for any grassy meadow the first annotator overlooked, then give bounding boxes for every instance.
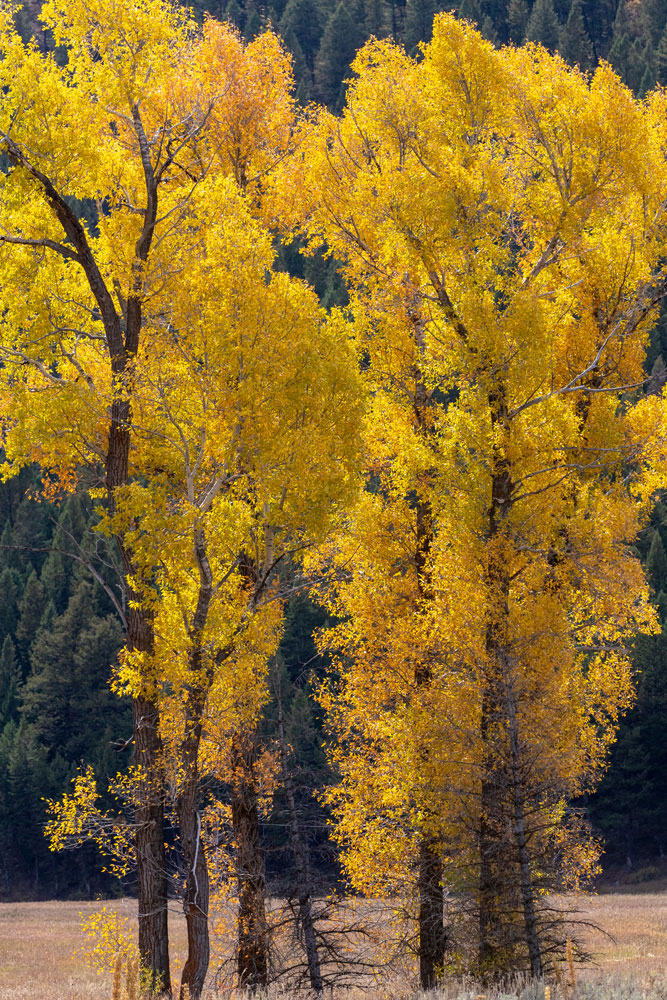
[1,889,667,999]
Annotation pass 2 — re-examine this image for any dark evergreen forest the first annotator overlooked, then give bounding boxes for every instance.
[2,0,667,901]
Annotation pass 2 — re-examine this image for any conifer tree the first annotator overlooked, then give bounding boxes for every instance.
[281,22,309,94]
[365,0,387,36]
[647,530,667,593]
[279,0,323,71]
[0,637,20,724]
[0,522,19,572]
[507,0,528,42]
[458,0,482,26]
[22,583,124,763]
[0,568,20,642]
[403,0,436,51]
[526,0,560,50]
[316,1,365,107]
[39,547,69,616]
[559,0,593,68]
[244,0,261,39]
[15,572,45,674]
[656,25,667,83]
[639,59,658,96]
[224,0,244,29]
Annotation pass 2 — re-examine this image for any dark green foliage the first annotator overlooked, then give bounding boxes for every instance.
[281,21,309,94]
[261,593,339,889]
[526,0,560,50]
[480,14,498,41]
[403,0,436,52]
[0,638,20,723]
[316,1,366,108]
[458,0,482,26]
[0,568,20,641]
[559,0,593,67]
[22,583,124,762]
[641,0,667,42]
[15,571,46,673]
[589,629,667,863]
[639,54,657,96]
[608,32,649,92]
[507,0,529,41]
[243,0,262,38]
[647,530,667,594]
[656,25,667,82]
[365,0,387,36]
[0,473,128,899]
[40,546,68,616]
[224,0,244,28]
[279,0,324,71]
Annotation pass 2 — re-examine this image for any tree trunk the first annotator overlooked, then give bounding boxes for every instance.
[276,689,323,996]
[231,735,269,992]
[133,692,171,995]
[505,683,542,977]
[418,835,447,990]
[478,378,513,979]
[412,333,447,987]
[478,688,500,977]
[177,523,218,1000]
[8,109,169,995]
[177,729,210,1000]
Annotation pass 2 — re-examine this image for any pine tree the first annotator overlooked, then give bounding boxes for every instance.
[458,0,482,27]
[646,530,667,593]
[279,0,324,71]
[224,0,244,29]
[0,522,19,572]
[315,1,365,108]
[507,0,529,42]
[480,14,498,42]
[639,58,657,97]
[0,637,20,723]
[14,571,45,674]
[365,0,387,36]
[0,567,20,641]
[281,22,309,93]
[559,0,593,68]
[526,0,560,50]
[22,582,124,762]
[641,0,667,45]
[656,25,667,83]
[244,0,261,39]
[40,547,69,616]
[403,0,436,52]
[11,496,53,575]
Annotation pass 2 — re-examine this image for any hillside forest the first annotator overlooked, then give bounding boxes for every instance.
[2,0,667,996]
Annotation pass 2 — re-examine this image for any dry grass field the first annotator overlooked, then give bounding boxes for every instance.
[1,890,667,999]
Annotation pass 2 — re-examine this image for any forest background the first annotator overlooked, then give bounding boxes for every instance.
[1,0,667,924]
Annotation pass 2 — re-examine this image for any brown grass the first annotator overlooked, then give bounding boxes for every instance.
[1,891,667,998]
[575,890,667,978]
[0,899,187,1000]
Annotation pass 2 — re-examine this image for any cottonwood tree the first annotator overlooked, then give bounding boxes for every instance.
[108,179,361,997]
[288,18,667,984]
[0,1,354,993]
